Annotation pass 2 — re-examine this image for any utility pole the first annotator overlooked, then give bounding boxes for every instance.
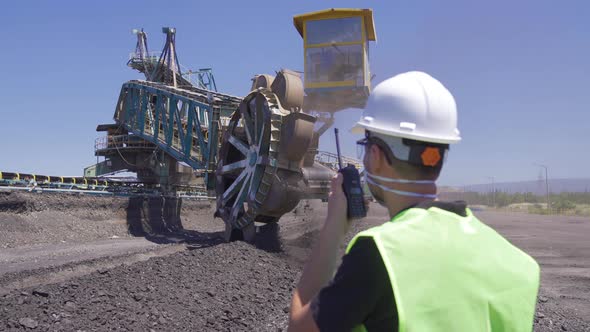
[462,185,466,204]
[535,164,550,213]
[487,176,496,207]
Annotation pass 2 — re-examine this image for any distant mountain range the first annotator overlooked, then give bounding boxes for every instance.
[441,178,590,195]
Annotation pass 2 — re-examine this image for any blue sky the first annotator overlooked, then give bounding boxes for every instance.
[0,0,588,186]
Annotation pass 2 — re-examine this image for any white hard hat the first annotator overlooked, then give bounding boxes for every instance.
[351,71,461,144]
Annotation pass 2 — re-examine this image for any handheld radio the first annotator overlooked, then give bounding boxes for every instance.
[334,128,367,219]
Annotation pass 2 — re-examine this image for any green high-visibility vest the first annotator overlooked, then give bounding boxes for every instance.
[347,206,540,332]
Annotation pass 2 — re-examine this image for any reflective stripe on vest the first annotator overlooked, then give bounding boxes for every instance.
[346,207,540,332]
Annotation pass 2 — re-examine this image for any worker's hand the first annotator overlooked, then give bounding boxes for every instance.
[325,173,349,236]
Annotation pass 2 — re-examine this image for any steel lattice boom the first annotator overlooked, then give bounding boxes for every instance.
[114,79,241,191]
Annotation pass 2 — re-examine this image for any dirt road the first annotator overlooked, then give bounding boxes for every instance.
[0,191,588,331]
[0,239,164,276]
[478,211,590,330]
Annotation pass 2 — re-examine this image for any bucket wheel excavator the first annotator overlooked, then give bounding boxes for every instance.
[101,8,376,242]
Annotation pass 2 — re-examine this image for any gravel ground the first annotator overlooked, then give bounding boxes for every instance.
[534,290,589,331]
[0,242,299,331]
[0,192,589,331]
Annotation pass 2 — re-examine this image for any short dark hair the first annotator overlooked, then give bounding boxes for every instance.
[369,136,445,181]
[390,153,443,181]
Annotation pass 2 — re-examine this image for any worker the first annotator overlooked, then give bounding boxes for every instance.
[288,71,540,331]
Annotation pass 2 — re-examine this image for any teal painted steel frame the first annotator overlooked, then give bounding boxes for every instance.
[117,82,220,185]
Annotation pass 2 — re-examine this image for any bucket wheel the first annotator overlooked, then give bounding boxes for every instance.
[216,89,284,242]
[216,71,315,243]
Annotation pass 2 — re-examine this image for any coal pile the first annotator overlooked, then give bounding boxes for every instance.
[0,191,130,249]
[2,241,587,331]
[0,191,220,249]
[0,241,300,331]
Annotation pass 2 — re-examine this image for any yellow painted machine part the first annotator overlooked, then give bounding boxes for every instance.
[302,13,369,90]
[293,8,376,41]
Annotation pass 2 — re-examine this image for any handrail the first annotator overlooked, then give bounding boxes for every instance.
[315,150,362,170]
[95,134,156,151]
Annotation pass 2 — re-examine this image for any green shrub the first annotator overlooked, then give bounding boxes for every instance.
[551,199,576,212]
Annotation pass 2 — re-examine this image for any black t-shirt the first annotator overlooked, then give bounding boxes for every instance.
[310,201,467,332]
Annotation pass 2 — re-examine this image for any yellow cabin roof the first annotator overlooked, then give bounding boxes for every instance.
[293,8,376,41]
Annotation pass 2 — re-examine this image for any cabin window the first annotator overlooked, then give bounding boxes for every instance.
[305,44,364,85]
[305,17,362,45]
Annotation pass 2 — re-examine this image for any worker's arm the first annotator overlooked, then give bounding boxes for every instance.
[288,173,350,332]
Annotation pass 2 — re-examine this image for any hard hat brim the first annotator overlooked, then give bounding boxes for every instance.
[350,121,461,144]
